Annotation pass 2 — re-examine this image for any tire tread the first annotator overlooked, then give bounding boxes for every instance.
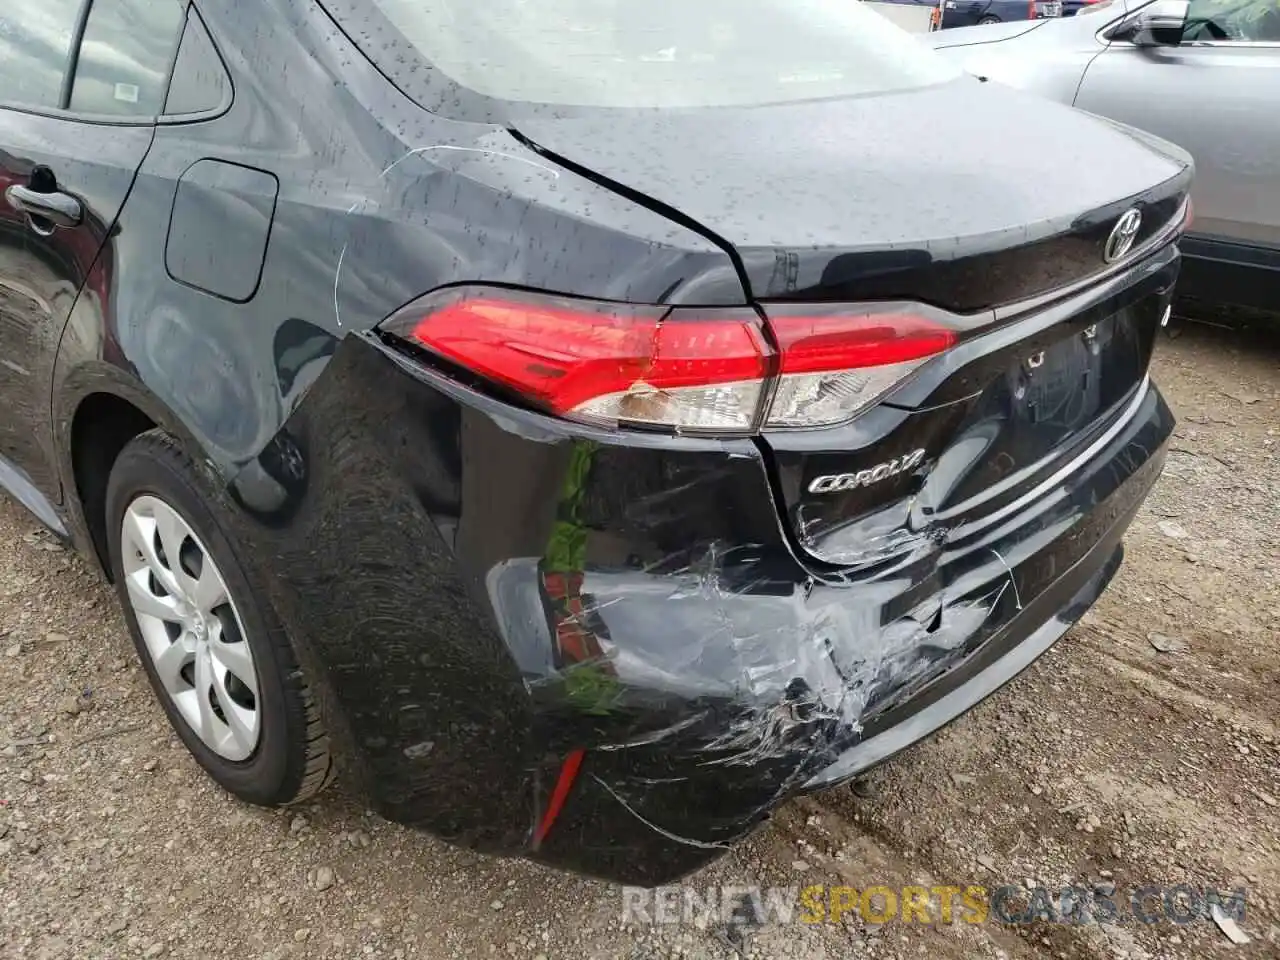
[106,428,334,807]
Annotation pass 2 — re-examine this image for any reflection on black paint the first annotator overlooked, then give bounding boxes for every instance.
[536,441,623,715]
[273,317,337,400]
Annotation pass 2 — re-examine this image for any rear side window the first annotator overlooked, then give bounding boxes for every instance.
[0,0,84,109]
[327,0,960,112]
[68,0,185,116]
[163,7,232,117]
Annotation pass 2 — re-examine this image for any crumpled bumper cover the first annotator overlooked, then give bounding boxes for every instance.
[229,333,1174,886]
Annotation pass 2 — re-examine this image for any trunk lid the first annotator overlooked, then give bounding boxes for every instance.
[512,77,1190,307]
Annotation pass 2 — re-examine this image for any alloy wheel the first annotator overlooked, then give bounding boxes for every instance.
[120,495,261,761]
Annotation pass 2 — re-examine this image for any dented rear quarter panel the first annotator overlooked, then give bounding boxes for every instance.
[47,0,753,876]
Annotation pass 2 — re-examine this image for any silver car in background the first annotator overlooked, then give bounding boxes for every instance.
[930,0,1280,311]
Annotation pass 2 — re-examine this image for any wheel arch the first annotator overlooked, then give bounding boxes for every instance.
[54,363,206,580]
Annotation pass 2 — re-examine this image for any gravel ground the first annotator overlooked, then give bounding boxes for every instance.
[2,320,1278,960]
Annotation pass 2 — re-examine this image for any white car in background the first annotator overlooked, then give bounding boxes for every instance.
[929,0,1280,311]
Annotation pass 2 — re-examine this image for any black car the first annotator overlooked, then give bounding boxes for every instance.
[871,0,1063,29]
[940,0,1064,27]
[0,0,1190,885]
[1060,0,1108,14]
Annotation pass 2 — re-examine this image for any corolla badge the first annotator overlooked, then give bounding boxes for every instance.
[808,449,927,495]
[1104,208,1143,263]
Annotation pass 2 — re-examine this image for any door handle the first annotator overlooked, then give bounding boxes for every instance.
[4,184,83,230]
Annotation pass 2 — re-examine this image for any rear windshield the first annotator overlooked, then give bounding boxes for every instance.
[333,0,959,111]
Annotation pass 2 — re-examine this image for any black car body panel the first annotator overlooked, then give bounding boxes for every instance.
[0,119,149,519]
[0,0,1189,884]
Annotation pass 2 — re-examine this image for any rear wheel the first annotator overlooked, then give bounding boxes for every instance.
[979,14,1002,23]
[106,429,332,805]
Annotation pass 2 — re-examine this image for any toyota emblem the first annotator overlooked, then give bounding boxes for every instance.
[1104,208,1143,263]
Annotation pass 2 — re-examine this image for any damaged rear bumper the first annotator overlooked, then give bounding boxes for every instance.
[231,332,1174,887]
[526,380,1170,884]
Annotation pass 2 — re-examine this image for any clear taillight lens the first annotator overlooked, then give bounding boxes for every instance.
[767,361,934,427]
[380,288,956,433]
[764,307,957,427]
[571,311,772,431]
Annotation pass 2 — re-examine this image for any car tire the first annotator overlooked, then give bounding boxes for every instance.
[978,14,1002,23]
[105,428,333,806]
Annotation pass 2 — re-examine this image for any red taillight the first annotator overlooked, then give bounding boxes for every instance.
[405,295,664,414]
[383,288,955,433]
[762,305,956,428]
[770,311,957,374]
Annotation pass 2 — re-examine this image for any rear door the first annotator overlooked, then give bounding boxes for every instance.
[0,0,184,508]
[1074,0,1280,248]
